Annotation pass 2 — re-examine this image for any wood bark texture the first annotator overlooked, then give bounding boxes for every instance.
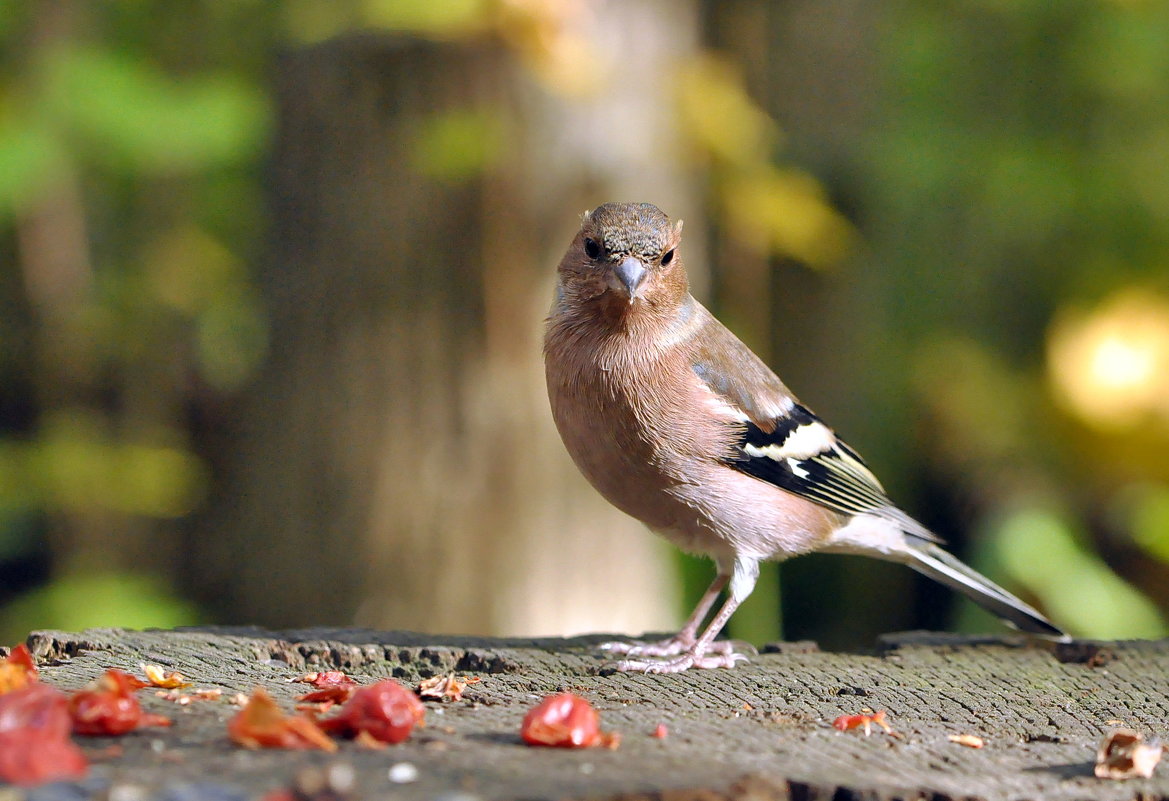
[10,627,1169,801]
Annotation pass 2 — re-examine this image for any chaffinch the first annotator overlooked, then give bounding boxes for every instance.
[543,202,1065,673]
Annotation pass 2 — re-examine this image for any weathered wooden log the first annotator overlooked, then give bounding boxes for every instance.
[5,628,1168,800]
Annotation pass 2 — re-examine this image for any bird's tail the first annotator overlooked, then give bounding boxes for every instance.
[905,541,1067,639]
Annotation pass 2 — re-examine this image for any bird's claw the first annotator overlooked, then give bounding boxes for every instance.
[613,650,750,673]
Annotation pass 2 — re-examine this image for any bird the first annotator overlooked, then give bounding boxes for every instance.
[543,201,1066,673]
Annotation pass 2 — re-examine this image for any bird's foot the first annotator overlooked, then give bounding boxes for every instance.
[613,649,750,673]
[600,636,742,658]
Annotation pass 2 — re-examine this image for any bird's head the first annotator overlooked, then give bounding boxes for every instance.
[555,202,687,319]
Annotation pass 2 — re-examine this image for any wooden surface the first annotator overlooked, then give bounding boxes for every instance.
[6,627,1169,801]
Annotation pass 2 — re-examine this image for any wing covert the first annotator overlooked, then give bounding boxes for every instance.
[726,403,891,516]
[723,403,941,542]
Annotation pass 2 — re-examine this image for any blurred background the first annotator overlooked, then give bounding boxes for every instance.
[1,0,1168,650]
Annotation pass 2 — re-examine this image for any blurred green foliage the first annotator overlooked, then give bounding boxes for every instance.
[411,110,507,181]
[1127,483,1169,564]
[677,54,855,267]
[0,1,274,639]
[856,0,1169,639]
[0,411,206,518]
[989,505,1164,637]
[0,573,200,642]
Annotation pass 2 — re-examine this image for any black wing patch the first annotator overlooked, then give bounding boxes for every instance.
[726,403,893,518]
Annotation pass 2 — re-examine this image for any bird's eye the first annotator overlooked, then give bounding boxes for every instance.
[661,248,675,266]
[584,238,601,260]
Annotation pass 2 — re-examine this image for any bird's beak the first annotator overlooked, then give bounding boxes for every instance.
[611,256,647,300]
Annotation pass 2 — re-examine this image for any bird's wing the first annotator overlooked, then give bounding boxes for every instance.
[689,310,940,543]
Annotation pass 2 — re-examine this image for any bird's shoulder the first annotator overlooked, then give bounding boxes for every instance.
[684,302,797,428]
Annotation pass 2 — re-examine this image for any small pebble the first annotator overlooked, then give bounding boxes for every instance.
[325,763,356,795]
[295,763,355,797]
[388,763,419,784]
[108,785,150,801]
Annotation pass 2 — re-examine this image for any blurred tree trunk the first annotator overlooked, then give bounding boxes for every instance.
[192,1,703,636]
[14,2,152,582]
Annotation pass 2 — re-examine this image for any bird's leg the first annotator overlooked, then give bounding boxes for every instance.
[614,557,758,673]
[600,573,731,657]
[614,588,747,672]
